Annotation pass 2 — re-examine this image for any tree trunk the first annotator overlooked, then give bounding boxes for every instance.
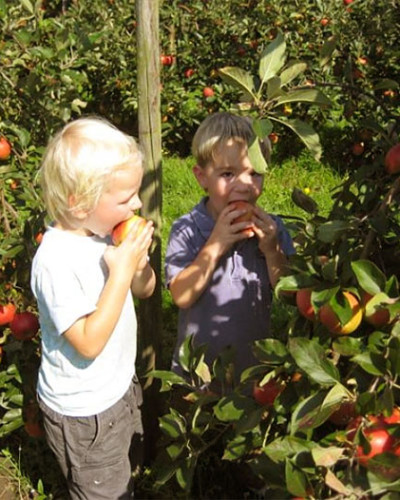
[136,0,162,463]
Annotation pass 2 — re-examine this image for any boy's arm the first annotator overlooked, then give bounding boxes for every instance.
[169,204,252,309]
[131,262,156,298]
[252,208,292,288]
[64,220,154,359]
[169,239,224,309]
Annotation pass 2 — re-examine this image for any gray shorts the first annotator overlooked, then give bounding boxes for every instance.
[38,378,143,500]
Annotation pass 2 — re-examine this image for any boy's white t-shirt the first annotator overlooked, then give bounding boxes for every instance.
[31,226,137,417]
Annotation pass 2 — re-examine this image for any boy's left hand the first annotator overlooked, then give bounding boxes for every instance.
[251,206,279,255]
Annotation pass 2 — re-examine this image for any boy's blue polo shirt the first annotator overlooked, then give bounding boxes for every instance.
[165,197,294,382]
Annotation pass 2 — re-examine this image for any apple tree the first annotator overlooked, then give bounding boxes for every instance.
[149,30,400,498]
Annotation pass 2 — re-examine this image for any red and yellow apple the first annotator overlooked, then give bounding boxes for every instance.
[230,200,254,235]
[319,291,362,335]
[111,214,147,246]
[0,137,11,160]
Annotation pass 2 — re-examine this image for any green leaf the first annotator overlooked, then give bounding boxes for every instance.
[270,117,322,161]
[312,446,345,467]
[351,260,387,294]
[194,357,211,384]
[248,136,268,173]
[332,336,363,357]
[218,67,257,100]
[280,61,307,86]
[263,436,314,463]
[291,187,318,214]
[259,31,286,86]
[20,0,34,14]
[317,220,351,243]
[252,338,289,364]
[214,393,256,423]
[290,384,349,434]
[374,78,399,90]
[351,352,386,376]
[266,76,283,99]
[319,36,337,67]
[275,89,331,107]
[159,410,186,438]
[285,459,308,497]
[149,370,188,391]
[252,118,273,140]
[176,455,196,492]
[288,337,340,386]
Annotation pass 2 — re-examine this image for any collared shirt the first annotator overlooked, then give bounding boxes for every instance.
[165,197,294,382]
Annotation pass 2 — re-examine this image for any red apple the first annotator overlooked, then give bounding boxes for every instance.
[184,68,194,78]
[203,87,214,98]
[268,132,279,144]
[361,292,391,327]
[10,312,39,341]
[352,142,364,156]
[160,54,173,66]
[320,18,329,26]
[0,303,16,325]
[343,0,353,4]
[230,200,254,235]
[385,144,400,175]
[296,288,316,321]
[253,379,283,406]
[319,291,362,335]
[329,401,357,427]
[0,137,11,160]
[111,214,147,246]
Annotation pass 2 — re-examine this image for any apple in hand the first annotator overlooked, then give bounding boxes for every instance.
[111,215,147,246]
[230,200,254,235]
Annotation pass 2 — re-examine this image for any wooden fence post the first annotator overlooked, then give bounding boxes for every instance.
[136,0,162,462]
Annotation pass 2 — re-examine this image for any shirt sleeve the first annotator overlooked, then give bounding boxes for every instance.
[273,215,296,256]
[164,217,201,288]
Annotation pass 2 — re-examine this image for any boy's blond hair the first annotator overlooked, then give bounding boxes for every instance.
[192,112,271,167]
[40,116,142,226]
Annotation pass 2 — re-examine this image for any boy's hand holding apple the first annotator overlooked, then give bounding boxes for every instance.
[105,215,154,279]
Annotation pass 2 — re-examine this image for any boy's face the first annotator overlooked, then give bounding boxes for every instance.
[83,162,143,237]
[193,138,264,220]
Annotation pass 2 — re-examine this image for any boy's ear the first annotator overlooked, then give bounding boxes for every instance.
[192,164,208,190]
[68,195,88,220]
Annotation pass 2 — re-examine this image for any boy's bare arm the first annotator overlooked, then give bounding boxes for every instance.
[64,221,154,359]
[131,262,156,298]
[169,239,224,309]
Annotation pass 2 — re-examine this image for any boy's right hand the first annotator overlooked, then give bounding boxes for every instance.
[208,204,253,255]
[104,219,154,279]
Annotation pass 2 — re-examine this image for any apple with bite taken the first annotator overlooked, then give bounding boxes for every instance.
[111,215,147,246]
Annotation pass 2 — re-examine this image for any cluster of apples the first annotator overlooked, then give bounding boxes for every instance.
[0,303,40,341]
[296,288,391,335]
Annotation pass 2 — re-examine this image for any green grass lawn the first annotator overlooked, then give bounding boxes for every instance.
[159,150,343,368]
